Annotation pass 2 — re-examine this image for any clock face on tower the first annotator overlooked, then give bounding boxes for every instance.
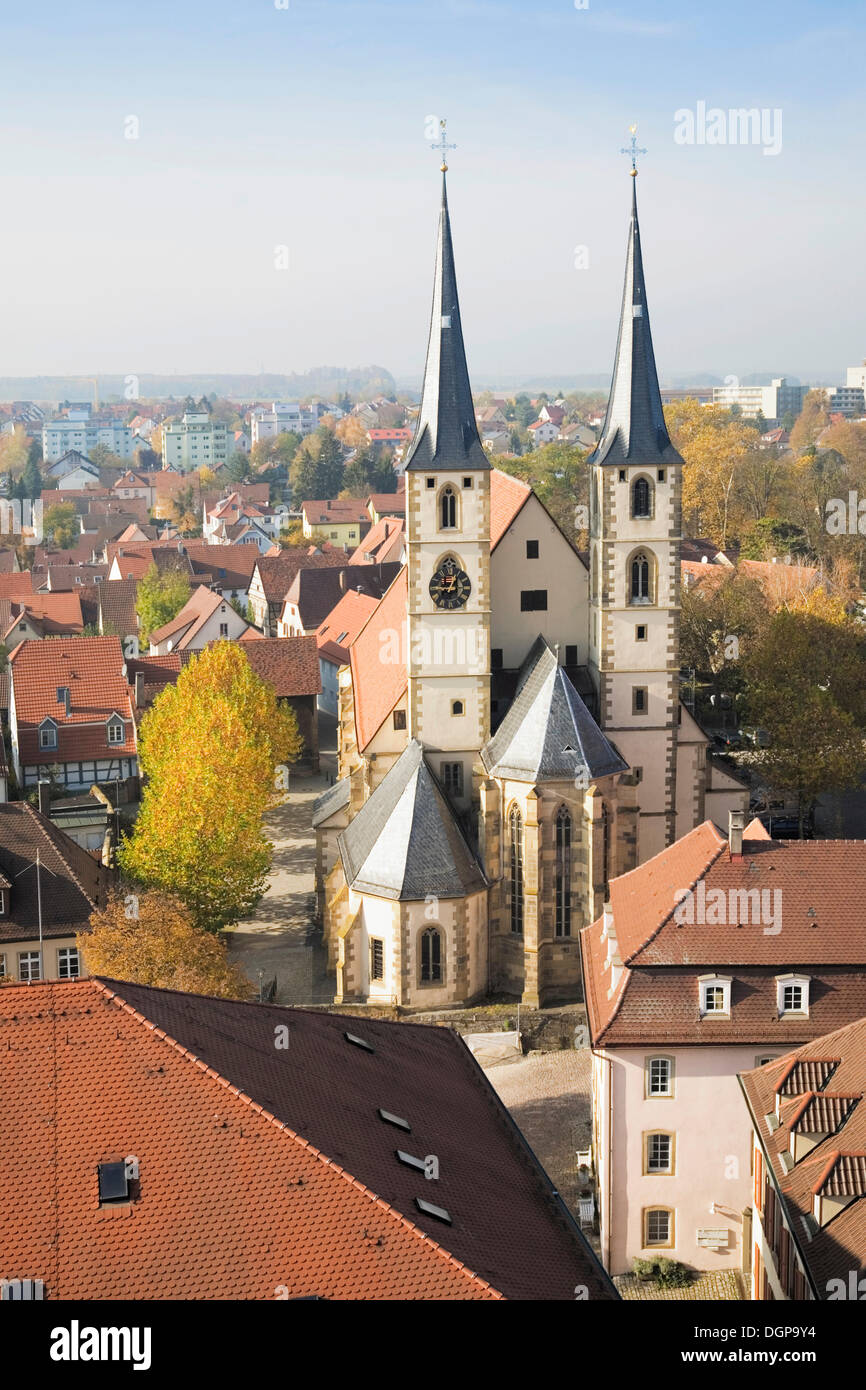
[429,556,471,610]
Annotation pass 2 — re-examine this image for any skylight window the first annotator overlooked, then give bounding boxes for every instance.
[415,1198,452,1225]
[396,1149,426,1172]
[97,1161,129,1204]
[378,1108,410,1131]
[344,1031,374,1053]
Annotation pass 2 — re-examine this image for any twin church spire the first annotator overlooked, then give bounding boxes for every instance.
[405,141,679,476]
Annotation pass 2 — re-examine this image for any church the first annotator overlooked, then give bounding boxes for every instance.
[313,159,746,1008]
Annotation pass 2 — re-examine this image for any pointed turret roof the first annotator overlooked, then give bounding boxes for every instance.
[403,175,489,473]
[589,177,683,469]
[338,739,488,900]
[481,637,628,783]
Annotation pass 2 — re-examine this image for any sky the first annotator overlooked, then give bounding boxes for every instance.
[1,0,865,386]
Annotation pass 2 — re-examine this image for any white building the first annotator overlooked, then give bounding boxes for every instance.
[711,377,807,425]
[43,414,135,463]
[250,402,316,445]
[823,384,865,417]
[162,413,229,472]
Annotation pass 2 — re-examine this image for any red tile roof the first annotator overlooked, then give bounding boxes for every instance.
[239,636,321,697]
[582,819,866,1047]
[9,636,137,764]
[317,588,380,665]
[350,568,408,750]
[349,515,405,565]
[0,571,33,599]
[1,592,84,640]
[740,1017,866,1294]
[301,499,370,526]
[148,585,227,648]
[490,469,531,548]
[0,979,503,1300]
[252,548,346,606]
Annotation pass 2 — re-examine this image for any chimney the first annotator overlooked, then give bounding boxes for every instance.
[339,570,348,592]
[601,901,614,941]
[729,809,746,858]
[37,779,51,818]
[134,671,144,709]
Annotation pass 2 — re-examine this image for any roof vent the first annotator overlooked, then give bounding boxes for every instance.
[378,1108,410,1132]
[415,1197,452,1225]
[344,1031,374,1053]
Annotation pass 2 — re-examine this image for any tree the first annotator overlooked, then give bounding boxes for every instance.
[42,502,79,549]
[743,607,866,834]
[171,482,199,535]
[80,890,253,998]
[21,451,42,500]
[225,452,249,484]
[117,643,303,931]
[789,390,831,454]
[665,399,760,546]
[249,432,301,472]
[679,571,769,709]
[136,562,191,642]
[315,428,345,496]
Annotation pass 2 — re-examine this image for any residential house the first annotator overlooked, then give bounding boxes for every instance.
[247,548,347,635]
[278,562,402,637]
[366,482,405,524]
[0,976,617,1300]
[0,594,85,646]
[147,586,252,655]
[44,449,101,488]
[582,812,866,1276]
[739,1017,866,1301]
[0,800,109,984]
[301,499,370,547]
[349,515,406,567]
[315,587,380,716]
[527,419,559,447]
[239,636,322,770]
[8,636,138,793]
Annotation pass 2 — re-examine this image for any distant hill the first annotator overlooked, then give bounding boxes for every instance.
[0,365,397,405]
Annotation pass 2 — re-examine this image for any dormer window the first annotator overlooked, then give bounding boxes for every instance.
[777,975,809,1016]
[39,720,58,751]
[107,718,125,746]
[699,975,731,1017]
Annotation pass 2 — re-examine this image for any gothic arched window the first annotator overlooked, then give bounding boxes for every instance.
[420,926,443,984]
[630,550,653,604]
[632,476,652,518]
[555,805,572,938]
[509,806,524,935]
[440,485,457,530]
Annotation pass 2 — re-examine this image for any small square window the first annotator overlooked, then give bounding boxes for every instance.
[526,539,539,559]
[98,1161,130,1204]
[451,700,464,716]
[636,625,647,641]
[619,469,626,482]
[57,948,80,980]
[657,469,666,482]
[463,477,473,489]
[18,951,41,983]
[647,1057,673,1096]
[632,686,647,714]
[426,477,436,489]
[393,709,406,730]
[646,1133,674,1174]
[644,1208,672,1247]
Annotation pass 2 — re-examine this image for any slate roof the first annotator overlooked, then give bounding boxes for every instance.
[739,1018,866,1295]
[311,775,351,828]
[481,637,627,783]
[588,178,684,469]
[403,175,489,474]
[338,739,487,901]
[0,802,109,943]
[239,636,321,697]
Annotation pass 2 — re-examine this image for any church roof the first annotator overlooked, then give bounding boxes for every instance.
[338,739,487,901]
[311,775,351,829]
[403,175,489,474]
[588,177,684,469]
[481,636,627,783]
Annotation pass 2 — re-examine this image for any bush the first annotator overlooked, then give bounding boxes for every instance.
[632,1258,655,1279]
[655,1258,691,1288]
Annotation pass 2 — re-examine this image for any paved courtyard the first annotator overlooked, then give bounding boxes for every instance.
[225,773,333,1004]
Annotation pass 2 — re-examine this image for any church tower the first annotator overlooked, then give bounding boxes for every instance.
[402,165,491,814]
[588,161,684,861]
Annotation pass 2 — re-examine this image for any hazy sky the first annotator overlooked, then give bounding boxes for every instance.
[1,0,864,384]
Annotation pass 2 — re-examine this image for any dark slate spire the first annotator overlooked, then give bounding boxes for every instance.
[589,176,683,468]
[403,173,489,473]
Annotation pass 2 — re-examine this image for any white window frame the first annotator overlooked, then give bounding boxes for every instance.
[646,1055,674,1098]
[699,974,731,1017]
[107,720,124,746]
[39,721,58,751]
[18,951,42,983]
[776,974,809,1017]
[57,947,80,980]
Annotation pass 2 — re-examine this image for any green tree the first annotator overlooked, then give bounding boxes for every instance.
[136,562,191,642]
[21,452,42,500]
[118,643,304,931]
[225,452,249,484]
[42,502,79,549]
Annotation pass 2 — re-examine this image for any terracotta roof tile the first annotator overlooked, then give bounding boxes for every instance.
[9,635,136,765]
[349,569,408,750]
[239,637,321,696]
[490,469,531,548]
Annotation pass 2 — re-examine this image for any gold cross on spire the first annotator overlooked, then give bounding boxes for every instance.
[430,118,457,172]
[620,123,647,176]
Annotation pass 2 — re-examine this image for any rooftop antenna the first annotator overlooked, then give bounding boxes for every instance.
[429,118,456,172]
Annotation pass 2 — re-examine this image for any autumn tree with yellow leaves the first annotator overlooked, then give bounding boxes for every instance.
[118,643,303,931]
[80,890,253,998]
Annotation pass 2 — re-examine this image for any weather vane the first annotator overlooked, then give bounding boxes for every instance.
[430,118,456,172]
[620,123,647,176]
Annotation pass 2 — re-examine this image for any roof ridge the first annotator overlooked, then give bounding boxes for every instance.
[620,828,729,965]
[91,978,503,1299]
